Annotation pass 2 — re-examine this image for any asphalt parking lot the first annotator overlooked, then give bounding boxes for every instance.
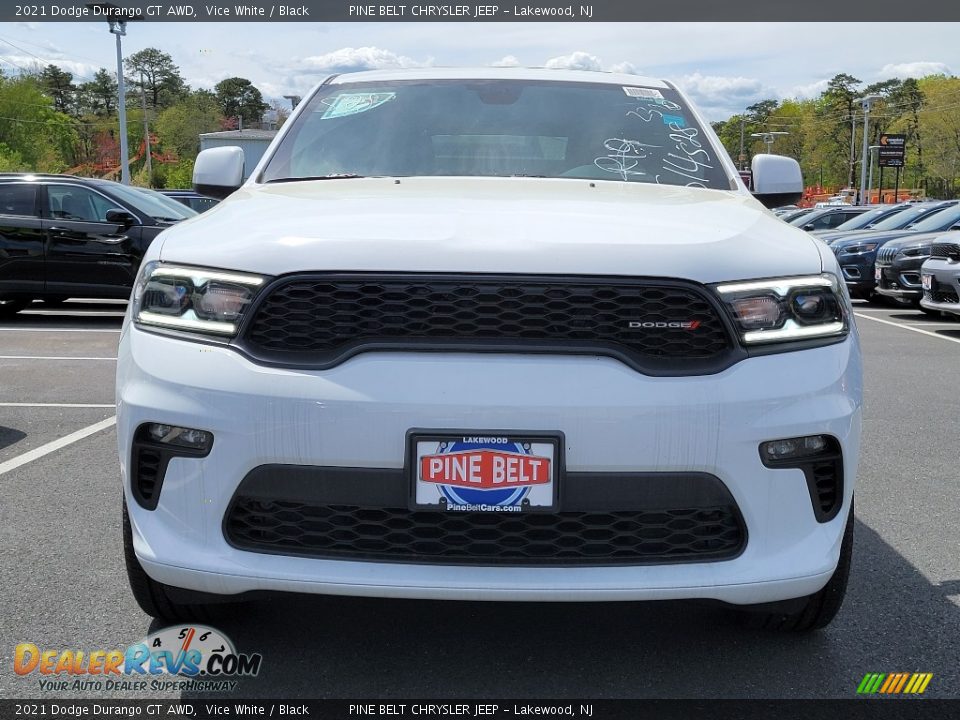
[1,299,958,700]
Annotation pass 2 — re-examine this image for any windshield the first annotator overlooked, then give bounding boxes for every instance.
[789,208,829,226]
[833,207,894,231]
[107,184,197,221]
[261,79,732,189]
[909,204,960,233]
[870,205,944,231]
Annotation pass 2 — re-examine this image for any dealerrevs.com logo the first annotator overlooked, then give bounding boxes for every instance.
[13,625,262,693]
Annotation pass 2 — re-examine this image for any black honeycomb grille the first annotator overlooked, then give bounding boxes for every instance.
[225,499,745,565]
[239,275,735,372]
[930,242,960,260]
[926,289,960,304]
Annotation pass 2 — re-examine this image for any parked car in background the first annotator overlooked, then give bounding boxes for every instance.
[810,204,909,238]
[819,201,957,247]
[874,231,960,313]
[832,202,960,301]
[789,205,871,232]
[920,240,960,318]
[0,173,196,316]
[779,207,814,223]
[160,189,219,213]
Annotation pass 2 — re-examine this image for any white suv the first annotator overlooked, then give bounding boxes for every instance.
[117,68,862,631]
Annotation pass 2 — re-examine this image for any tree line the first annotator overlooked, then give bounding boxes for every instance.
[3,54,960,197]
[0,47,282,188]
[711,73,960,198]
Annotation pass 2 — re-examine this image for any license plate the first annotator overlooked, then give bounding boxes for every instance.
[922,274,933,290]
[409,431,561,512]
[875,267,882,281]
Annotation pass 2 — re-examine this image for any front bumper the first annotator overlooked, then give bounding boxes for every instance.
[117,327,862,604]
[920,259,960,316]
[875,256,926,301]
[836,253,878,294]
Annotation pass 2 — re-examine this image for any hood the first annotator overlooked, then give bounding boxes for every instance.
[879,230,960,252]
[830,228,922,248]
[156,177,823,285]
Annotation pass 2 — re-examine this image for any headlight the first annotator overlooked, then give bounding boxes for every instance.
[901,247,931,258]
[839,243,878,255]
[132,262,266,337]
[714,274,848,345]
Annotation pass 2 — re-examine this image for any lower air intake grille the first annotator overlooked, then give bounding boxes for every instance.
[225,499,745,565]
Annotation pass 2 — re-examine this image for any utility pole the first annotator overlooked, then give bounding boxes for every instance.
[140,71,152,183]
[848,113,857,191]
[739,115,746,170]
[109,20,129,185]
[857,95,882,205]
[867,145,881,205]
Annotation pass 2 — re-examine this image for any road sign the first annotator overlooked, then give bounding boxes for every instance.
[878,133,906,168]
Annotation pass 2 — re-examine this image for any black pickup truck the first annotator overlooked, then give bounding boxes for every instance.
[0,174,197,316]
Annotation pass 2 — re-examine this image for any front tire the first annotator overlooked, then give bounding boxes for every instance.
[741,500,854,631]
[123,500,219,622]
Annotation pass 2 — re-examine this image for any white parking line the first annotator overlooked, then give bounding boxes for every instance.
[854,312,960,346]
[0,403,115,408]
[0,356,117,361]
[0,416,116,476]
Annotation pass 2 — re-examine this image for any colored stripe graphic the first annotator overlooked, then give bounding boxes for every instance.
[857,673,932,695]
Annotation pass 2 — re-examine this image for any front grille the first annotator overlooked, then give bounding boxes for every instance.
[876,246,899,265]
[225,499,745,565]
[238,274,737,374]
[927,288,960,304]
[930,242,960,260]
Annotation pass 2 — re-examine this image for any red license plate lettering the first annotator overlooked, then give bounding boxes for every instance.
[420,449,551,489]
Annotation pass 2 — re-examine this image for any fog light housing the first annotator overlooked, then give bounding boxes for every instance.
[145,423,213,451]
[132,423,214,511]
[760,435,828,461]
[760,435,843,523]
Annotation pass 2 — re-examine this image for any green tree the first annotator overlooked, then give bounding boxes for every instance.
[824,73,862,187]
[124,48,188,109]
[39,64,75,114]
[0,74,77,171]
[78,68,118,116]
[155,91,223,159]
[214,77,268,127]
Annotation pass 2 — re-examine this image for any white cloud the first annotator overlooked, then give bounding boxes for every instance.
[878,61,953,79]
[544,51,603,72]
[786,79,830,100]
[492,55,521,67]
[675,72,776,119]
[608,61,641,75]
[298,46,429,74]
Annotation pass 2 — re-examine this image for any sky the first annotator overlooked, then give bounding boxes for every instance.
[1,21,957,120]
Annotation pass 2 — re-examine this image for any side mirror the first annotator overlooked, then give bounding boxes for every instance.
[752,154,803,209]
[105,208,136,226]
[802,223,815,231]
[193,146,244,200]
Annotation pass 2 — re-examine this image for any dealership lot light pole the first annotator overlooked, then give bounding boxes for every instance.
[87,3,131,184]
[857,95,882,205]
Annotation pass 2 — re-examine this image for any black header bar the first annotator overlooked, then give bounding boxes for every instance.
[5,0,960,22]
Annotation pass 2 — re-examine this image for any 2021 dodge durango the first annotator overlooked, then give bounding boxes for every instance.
[116,68,862,631]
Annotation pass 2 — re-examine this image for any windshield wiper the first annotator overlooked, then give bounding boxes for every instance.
[266,174,366,183]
